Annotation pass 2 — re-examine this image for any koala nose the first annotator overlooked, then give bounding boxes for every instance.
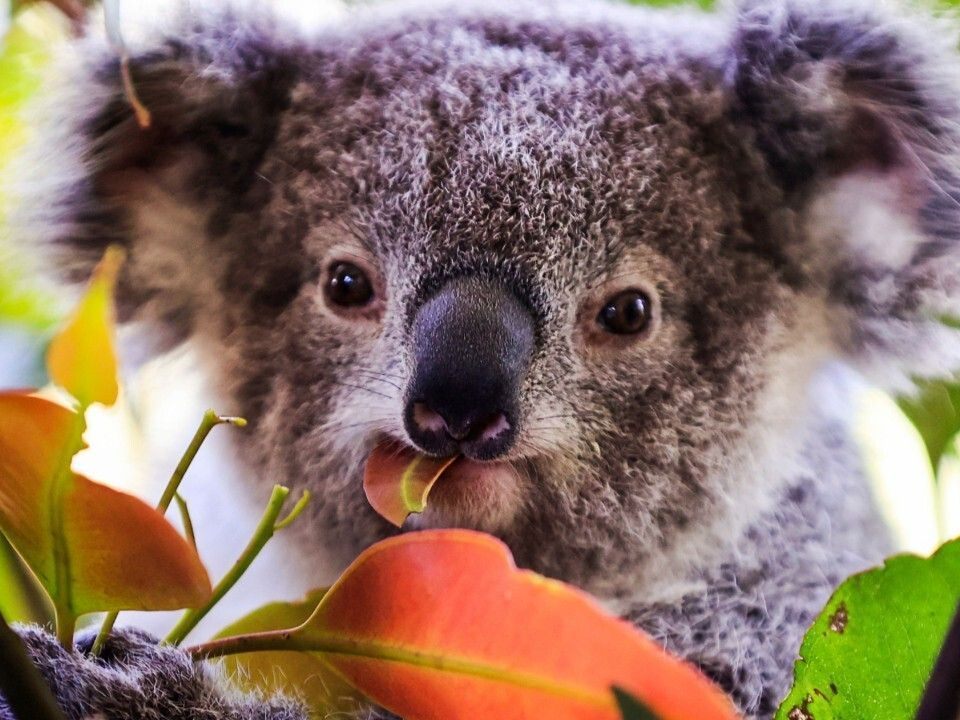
[405,277,534,461]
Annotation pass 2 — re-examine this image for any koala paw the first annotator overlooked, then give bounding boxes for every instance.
[1,625,307,720]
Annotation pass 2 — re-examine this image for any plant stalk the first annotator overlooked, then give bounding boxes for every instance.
[164,485,295,646]
[90,410,245,656]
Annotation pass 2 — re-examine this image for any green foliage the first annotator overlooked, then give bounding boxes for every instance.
[899,381,960,473]
[0,534,50,624]
[0,5,62,331]
[777,538,960,720]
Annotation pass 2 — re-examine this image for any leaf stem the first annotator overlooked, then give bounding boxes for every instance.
[53,608,75,650]
[187,626,304,659]
[174,494,196,548]
[90,410,246,656]
[50,413,86,649]
[0,611,68,720]
[164,485,306,646]
[275,489,311,530]
[157,410,246,512]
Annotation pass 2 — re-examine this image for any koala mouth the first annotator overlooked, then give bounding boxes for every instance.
[364,439,523,531]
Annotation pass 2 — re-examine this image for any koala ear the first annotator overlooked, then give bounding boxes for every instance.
[729,0,960,388]
[12,14,300,341]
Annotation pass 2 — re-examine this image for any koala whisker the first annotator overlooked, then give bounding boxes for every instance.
[353,363,406,382]
[350,369,403,391]
[328,379,395,401]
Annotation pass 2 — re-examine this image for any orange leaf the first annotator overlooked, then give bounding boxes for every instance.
[46,247,122,408]
[363,442,458,527]
[293,530,738,720]
[0,392,211,615]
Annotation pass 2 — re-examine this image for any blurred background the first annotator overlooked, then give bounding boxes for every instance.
[0,0,958,626]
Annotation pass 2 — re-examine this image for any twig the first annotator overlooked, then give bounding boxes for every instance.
[90,410,246,656]
[174,494,196,548]
[164,485,309,646]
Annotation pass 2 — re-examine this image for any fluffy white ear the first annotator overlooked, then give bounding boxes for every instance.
[729,0,960,390]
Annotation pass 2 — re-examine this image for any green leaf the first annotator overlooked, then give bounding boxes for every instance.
[0,609,67,720]
[613,686,661,720]
[0,5,65,331]
[776,538,960,720]
[0,533,50,624]
[213,588,363,716]
[898,381,960,473]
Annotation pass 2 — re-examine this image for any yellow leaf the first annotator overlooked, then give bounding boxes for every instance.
[46,248,122,408]
[214,589,362,716]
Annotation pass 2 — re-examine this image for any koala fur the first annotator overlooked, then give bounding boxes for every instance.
[5,0,960,717]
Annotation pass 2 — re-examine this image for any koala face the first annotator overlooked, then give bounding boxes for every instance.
[195,14,802,594]
[20,0,960,597]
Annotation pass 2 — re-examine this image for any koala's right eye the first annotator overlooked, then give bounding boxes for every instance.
[325,262,374,308]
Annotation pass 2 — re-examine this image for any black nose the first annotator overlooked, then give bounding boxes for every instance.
[404,277,534,461]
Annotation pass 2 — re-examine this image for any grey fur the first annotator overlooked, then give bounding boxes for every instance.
[0,627,306,720]
[6,0,960,717]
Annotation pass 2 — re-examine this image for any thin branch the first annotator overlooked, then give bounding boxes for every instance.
[174,494,196,548]
[164,486,309,646]
[90,410,246,656]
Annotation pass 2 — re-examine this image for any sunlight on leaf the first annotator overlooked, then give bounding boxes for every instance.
[46,247,122,408]
[0,392,211,618]
[214,588,363,715]
[363,441,458,527]
[776,538,960,720]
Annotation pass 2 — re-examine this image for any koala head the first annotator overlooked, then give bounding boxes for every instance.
[15,0,960,597]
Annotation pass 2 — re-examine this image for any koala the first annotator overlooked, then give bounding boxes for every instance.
[4,0,960,718]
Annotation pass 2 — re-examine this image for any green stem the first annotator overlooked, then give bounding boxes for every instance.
[90,410,246,656]
[50,412,86,649]
[186,627,610,709]
[157,410,246,512]
[174,494,196,548]
[53,608,75,650]
[164,485,302,646]
[0,611,68,720]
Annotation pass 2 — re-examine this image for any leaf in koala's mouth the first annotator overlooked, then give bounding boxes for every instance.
[363,442,459,527]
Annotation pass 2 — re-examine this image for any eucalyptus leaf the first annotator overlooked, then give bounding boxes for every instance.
[776,538,960,720]
[898,381,960,474]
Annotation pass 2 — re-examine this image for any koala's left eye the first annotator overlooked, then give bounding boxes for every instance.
[326,262,374,307]
[597,290,651,335]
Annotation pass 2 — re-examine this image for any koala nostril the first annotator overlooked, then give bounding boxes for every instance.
[474,412,511,444]
[412,403,448,435]
[407,401,514,457]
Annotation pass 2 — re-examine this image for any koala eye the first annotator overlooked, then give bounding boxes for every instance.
[597,289,651,335]
[326,262,374,308]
